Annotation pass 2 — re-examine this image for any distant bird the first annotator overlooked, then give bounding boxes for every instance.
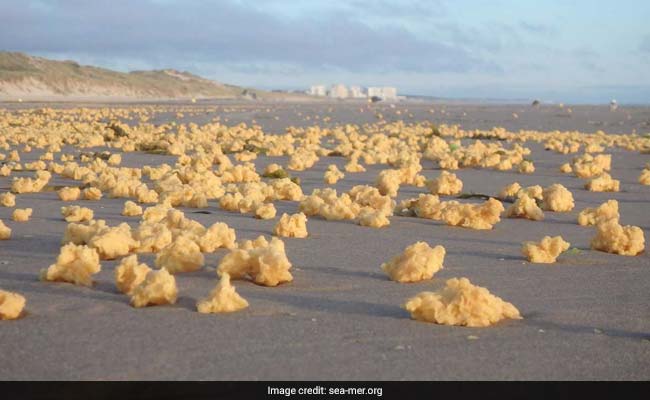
[531,99,540,107]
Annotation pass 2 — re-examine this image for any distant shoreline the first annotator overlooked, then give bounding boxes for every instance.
[1,96,647,107]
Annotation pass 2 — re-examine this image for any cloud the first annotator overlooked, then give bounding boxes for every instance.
[344,0,448,19]
[639,35,650,53]
[519,21,556,36]
[1,0,647,102]
[0,0,493,74]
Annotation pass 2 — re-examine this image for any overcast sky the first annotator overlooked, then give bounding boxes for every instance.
[1,0,649,103]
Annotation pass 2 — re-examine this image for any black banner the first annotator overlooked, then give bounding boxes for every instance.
[0,381,645,400]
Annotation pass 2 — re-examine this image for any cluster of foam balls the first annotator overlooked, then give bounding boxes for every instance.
[0,105,647,326]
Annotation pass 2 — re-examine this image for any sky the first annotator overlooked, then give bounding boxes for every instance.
[1,0,649,103]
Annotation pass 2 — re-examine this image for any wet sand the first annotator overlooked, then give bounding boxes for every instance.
[0,101,649,380]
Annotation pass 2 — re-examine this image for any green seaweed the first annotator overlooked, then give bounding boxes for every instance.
[107,122,129,138]
[143,148,169,155]
[262,169,289,179]
[456,192,493,201]
[566,247,582,255]
[243,144,268,155]
[457,192,515,203]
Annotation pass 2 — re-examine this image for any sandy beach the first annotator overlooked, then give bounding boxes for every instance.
[0,101,649,380]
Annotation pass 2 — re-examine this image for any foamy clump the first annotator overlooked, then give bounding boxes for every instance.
[381,242,445,283]
[196,273,249,314]
[404,277,521,327]
[522,236,570,263]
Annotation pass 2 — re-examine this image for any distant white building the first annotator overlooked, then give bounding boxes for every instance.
[367,86,397,100]
[308,85,327,96]
[349,85,365,98]
[307,84,398,100]
[328,84,349,99]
